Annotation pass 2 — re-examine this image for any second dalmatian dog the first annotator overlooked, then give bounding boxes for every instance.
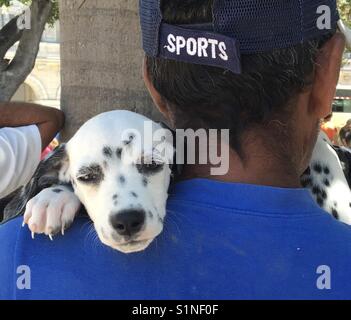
[302,131,351,225]
[2,110,351,253]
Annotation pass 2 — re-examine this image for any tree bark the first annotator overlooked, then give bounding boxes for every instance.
[59,0,162,141]
[0,0,53,102]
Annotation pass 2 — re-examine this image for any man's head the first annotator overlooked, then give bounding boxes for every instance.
[141,0,346,177]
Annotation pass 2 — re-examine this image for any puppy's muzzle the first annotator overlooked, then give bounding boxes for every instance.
[110,209,145,237]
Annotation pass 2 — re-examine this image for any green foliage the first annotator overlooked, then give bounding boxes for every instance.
[338,0,351,27]
[0,0,59,26]
[0,1,12,7]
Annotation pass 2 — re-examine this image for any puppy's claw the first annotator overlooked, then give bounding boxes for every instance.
[31,231,35,239]
[49,234,54,241]
[22,221,25,227]
[61,227,65,236]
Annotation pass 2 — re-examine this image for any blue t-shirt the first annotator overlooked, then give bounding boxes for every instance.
[1,179,351,300]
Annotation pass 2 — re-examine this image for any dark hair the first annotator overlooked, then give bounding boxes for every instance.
[340,126,347,141]
[345,131,351,147]
[146,0,333,155]
[340,126,351,142]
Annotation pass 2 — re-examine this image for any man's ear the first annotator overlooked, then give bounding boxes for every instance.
[143,57,171,120]
[1,144,70,223]
[309,33,346,118]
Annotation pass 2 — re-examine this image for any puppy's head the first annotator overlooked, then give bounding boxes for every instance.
[66,111,175,253]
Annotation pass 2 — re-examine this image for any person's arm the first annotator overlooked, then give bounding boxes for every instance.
[0,102,65,150]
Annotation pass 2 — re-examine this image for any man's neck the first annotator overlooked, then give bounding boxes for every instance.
[179,131,302,189]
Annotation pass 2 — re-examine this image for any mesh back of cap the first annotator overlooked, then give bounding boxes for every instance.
[213,0,338,54]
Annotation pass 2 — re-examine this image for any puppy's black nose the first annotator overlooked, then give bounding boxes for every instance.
[110,210,145,236]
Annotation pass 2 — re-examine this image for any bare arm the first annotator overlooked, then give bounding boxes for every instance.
[0,102,65,150]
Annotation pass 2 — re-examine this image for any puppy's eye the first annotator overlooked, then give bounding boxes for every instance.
[76,164,104,184]
[136,160,164,176]
[77,174,99,183]
[145,161,162,170]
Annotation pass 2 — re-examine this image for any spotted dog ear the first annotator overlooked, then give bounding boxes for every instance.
[333,145,351,188]
[1,144,70,224]
[157,122,183,182]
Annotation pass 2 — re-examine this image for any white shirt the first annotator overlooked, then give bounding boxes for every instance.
[0,125,41,198]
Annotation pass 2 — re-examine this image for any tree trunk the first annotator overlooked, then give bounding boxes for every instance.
[59,0,162,141]
[0,0,53,101]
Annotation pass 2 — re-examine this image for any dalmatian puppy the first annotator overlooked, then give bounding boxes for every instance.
[301,131,351,225]
[3,110,175,254]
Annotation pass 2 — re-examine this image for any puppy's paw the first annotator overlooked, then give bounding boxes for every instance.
[23,185,81,239]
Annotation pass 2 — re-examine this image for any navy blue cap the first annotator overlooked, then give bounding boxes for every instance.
[139,0,339,74]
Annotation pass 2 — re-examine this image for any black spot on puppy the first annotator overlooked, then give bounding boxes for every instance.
[332,209,339,220]
[130,192,138,198]
[313,164,322,174]
[112,194,118,200]
[116,148,123,159]
[52,188,63,194]
[317,197,324,207]
[142,177,148,187]
[119,175,126,185]
[323,179,330,187]
[123,133,135,146]
[323,167,330,175]
[148,211,153,219]
[301,177,312,188]
[303,167,311,176]
[103,146,113,158]
[321,189,327,200]
[312,186,322,195]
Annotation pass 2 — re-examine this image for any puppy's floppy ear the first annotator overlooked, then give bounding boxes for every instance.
[1,144,70,224]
